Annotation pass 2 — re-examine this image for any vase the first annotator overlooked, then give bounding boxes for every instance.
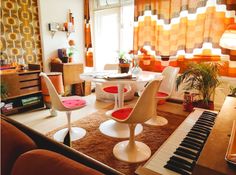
[131,56,142,76]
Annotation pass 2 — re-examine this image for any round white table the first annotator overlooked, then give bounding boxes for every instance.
[80,71,163,138]
[81,71,162,108]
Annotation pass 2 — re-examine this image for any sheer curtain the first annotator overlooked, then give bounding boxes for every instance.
[93,0,134,71]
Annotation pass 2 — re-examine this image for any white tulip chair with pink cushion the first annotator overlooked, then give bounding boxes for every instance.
[108,79,161,163]
[145,66,180,126]
[40,72,87,143]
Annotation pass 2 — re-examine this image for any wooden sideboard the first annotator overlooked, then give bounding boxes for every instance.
[193,96,236,175]
[1,70,44,115]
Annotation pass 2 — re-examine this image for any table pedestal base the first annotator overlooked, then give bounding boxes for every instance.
[99,120,143,138]
[145,116,168,126]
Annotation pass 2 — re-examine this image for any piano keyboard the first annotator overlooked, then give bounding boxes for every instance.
[139,108,218,175]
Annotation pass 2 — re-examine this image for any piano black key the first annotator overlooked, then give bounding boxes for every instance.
[191,127,210,135]
[182,139,202,149]
[180,142,201,151]
[187,132,206,141]
[170,156,196,168]
[167,159,193,172]
[185,136,204,145]
[189,130,208,138]
[198,118,215,124]
[199,116,215,121]
[202,111,217,117]
[195,121,214,128]
[164,163,191,175]
[177,147,199,158]
[174,149,197,160]
[201,114,216,120]
[194,124,211,131]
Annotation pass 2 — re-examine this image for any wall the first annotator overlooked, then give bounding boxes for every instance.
[38,0,84,72]
[1,0,42,65]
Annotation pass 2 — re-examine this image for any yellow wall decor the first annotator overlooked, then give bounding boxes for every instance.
[0,0,42,65]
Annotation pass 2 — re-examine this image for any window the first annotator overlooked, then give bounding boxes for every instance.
[93,0,134,70]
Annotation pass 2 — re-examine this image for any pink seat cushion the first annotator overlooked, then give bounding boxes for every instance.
[62,99,86,109]
[103,86,128,94]
[156,91,169,98]
[112,108,133,120]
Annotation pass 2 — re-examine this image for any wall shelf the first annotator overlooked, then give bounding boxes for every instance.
[48,10,75,38]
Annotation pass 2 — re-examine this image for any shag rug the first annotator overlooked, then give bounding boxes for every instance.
[46,109,188,175]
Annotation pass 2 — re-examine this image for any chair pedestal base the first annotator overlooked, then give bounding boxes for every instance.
[105,110,115,116]
[53,127,86,142]
[99,120,143,138]
[145,116,168,126]
[113,140,151,163]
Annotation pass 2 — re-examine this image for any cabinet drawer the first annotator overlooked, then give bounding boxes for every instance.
[20,86,40,94]
[19,73,39,81]
[20,80,40,88]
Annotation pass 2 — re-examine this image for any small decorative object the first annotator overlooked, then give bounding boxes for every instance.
[67,40,78,63]
[183,91,193,112]
[176,62,220,110]
[17,58,26,71]
[118,51,130,73]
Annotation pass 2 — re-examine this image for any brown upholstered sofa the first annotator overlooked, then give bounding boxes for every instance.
[1,115,122,175]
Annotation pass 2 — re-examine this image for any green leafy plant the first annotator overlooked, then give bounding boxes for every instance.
[1,84,8,100]
[176,62,220,105]
[229,86,236,97]
[118,51,130,64]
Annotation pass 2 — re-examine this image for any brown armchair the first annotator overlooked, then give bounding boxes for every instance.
[1,115,122,175]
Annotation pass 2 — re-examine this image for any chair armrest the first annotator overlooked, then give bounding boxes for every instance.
[12,149,103,175]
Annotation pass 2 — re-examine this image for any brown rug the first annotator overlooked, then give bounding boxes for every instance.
[46,109,188,175]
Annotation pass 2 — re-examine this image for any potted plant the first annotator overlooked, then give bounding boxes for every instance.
[176,62,220,110]
[118,52,130,73]
[1,84,8,100]
[229,86,236,97]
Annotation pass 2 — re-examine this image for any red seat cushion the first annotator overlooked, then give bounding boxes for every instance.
[62,99,86,109]
[156,91,169,98]
[103,86,128,94]
[111,108,133,120]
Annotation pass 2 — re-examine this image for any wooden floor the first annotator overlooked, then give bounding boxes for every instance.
[8,93,190,135]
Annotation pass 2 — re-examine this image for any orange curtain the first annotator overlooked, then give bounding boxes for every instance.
[84,0,93,67]
[134,0,236,56]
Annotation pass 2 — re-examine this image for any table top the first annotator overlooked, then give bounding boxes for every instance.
[80,71,163,84]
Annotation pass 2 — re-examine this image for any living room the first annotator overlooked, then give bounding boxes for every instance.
[1,0,236,175]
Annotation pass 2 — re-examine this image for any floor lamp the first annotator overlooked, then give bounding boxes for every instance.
[220,24,236,50]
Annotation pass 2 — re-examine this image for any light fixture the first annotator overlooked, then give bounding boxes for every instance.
[219,24,236,50]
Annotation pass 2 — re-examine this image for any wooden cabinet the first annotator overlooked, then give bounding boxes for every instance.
[50,63,84,86]
[50,63,91,96]
[1,70,44,115]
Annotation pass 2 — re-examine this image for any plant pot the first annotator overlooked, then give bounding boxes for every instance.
[193,100,214,110]
[119,63,130,73]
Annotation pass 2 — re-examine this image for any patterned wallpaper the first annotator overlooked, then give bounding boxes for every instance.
[0,0,42,65]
